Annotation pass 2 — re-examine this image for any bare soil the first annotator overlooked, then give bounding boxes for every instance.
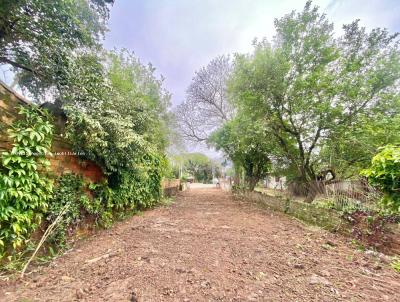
[1,188,399,301]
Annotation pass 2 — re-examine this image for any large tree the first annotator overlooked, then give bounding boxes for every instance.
[176,55,234,142]
[0,0,114,99]
[228,1,400,201]
[64,50,171,168]
[209,115,274,190]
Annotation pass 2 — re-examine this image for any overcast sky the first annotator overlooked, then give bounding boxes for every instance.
[103,0,400,108]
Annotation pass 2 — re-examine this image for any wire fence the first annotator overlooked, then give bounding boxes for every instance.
[222,176,382,213]
[319,180,382,212]
[264,178,382,212]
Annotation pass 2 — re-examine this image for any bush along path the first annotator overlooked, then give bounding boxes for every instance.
[1,188,399,302]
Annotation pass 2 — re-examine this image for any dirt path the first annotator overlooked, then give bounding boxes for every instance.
[1,188,399,301]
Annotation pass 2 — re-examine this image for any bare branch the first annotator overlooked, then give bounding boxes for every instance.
[175,55,234,143]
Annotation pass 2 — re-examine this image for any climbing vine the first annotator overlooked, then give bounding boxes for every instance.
[46,174,89,248]
[0,106,54,259]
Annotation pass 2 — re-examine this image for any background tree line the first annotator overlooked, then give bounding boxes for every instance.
[169,153,221,183]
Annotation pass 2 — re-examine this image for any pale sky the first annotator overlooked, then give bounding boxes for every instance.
[103,0,400,107]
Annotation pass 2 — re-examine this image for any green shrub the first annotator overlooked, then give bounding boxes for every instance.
[46,174,87,247]
[107,153,166,210]
[392,259,400,273]
[361,145,400,214]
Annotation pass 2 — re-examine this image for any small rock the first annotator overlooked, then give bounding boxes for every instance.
[378,253,390,264]
[319,270,331,277]
[162,287,174,296]
[294,263,304,269]
[365,250,378,257]
[325,240,336,247]
[61,275,75,282]
[310,274,331,286]
[247,292,258,301]
[200,280,210,288]
[322,243,335,250]
[175,267,186,273]
[255,272,266,280]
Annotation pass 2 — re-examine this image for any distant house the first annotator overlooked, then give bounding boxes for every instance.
[264,176,287,190]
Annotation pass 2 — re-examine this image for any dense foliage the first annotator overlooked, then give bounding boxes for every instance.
[210,2,400,205]
[209,116,272,190]
[64,50,171,209]
[0,0,114,99]
[361,145,400,213]
[46,174,89,247]
[0,106,54,259]
[47,173,126,248]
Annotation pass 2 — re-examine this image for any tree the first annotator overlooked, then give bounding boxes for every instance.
[228,1,400,201]
[0,0,114,99]
[176,55,234,142]
[209,115,273,190]
[64,49,172,207]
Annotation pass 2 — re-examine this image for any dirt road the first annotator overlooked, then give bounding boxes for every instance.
[1,188,399,301]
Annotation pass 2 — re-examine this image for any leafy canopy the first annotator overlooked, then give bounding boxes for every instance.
[64,49,171,207]
[209,115,273,190]
[0,0,113,99]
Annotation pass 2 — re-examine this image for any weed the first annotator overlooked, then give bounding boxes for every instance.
[391,259,400,273]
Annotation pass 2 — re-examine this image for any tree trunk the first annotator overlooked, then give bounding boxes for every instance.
[247,176,259,191]
[304,186,318,203]
[303,180,325,203]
